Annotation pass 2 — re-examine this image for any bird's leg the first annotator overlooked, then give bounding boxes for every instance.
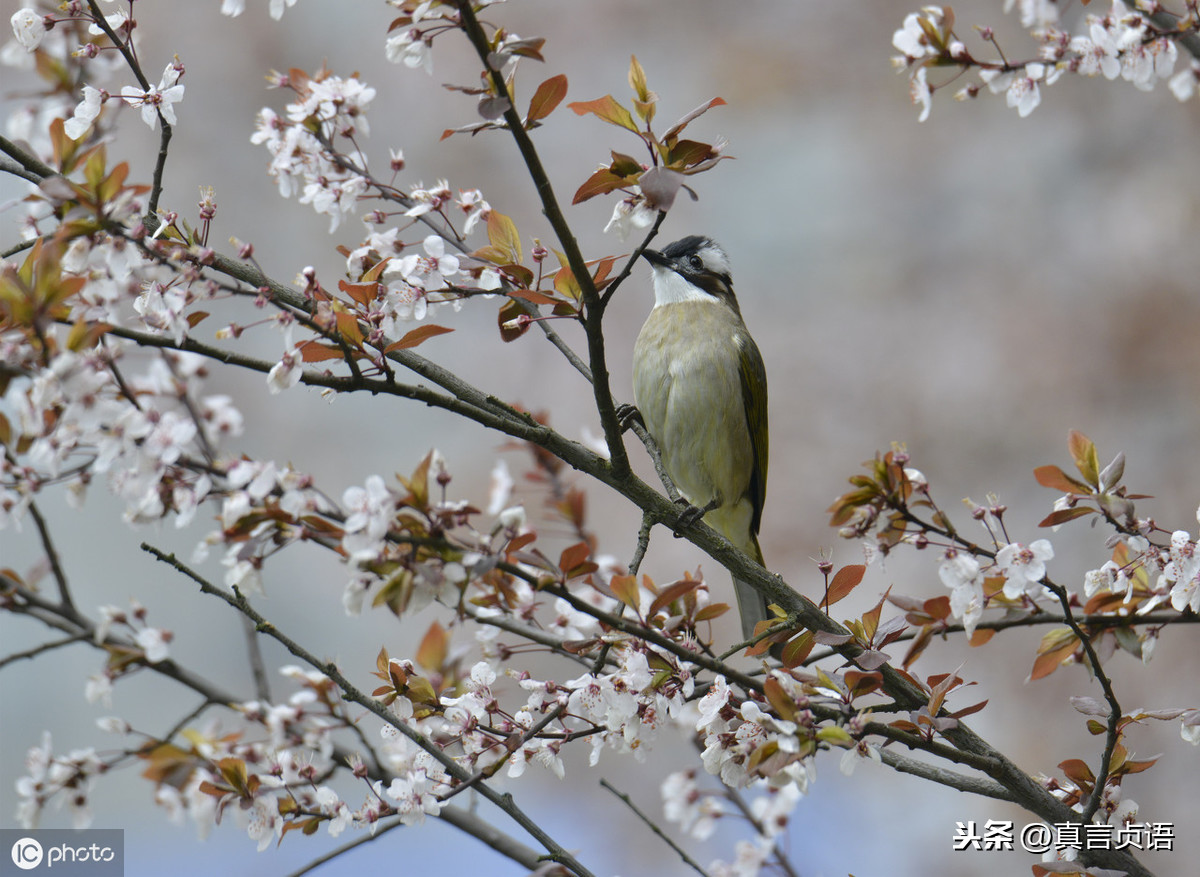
[672,496,720,536]
[615,403,644,433]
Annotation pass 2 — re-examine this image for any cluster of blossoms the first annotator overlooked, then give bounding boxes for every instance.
[251,72,376,232]
[9,7,185,145]
[0,338,241,527]
[893,1,1200,121]
[383,0,513,76]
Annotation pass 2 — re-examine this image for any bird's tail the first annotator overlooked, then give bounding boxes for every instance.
[732,532,772,641]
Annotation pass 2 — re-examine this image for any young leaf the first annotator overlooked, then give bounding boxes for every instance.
[416,621,448,673]
[567,95,639,133]
[526,73,568,125]
[1067,429,1100,488]
[661,96,727,143]
[610,574,641,612]
[572,167,637,205]
[486,211,522,265]
[384,324,453,352]
[824,564,866,607]
[1033,464,1092,495]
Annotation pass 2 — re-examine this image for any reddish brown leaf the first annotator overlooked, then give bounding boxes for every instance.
[1058,758,1095,787]
[297,339,345,363]
[558,541,591,575]
[1033,464,1092,495]
[780,630,815,668]
[526,73,568,124]
[693,602,729,623]
[1037,506,1096,528]
[824,563,866,607]
[385,324,453,352]
[610,574,641,611]
[647,579,701,617]
[567,94,639,132]
[415,621,448,673]
[949,699,989,719]
[571,167,636,205]
[968,628,995,646]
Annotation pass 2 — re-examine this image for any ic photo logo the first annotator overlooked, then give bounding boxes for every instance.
[11,837,43,870]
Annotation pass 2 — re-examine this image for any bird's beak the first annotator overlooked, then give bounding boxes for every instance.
[641,247,671,269]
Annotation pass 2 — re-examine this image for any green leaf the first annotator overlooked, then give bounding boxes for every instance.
[486,211,522,265]
[1068,429,1100,488]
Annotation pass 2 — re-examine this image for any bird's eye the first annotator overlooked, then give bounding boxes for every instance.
[686,254,703,271]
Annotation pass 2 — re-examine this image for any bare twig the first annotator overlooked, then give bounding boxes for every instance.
[599,778,711,877]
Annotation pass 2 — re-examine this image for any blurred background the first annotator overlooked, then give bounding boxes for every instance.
[2,1,1198,874]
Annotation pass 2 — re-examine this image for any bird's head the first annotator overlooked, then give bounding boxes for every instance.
[642,235,739,312]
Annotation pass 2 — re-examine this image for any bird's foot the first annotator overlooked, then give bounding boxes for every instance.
[672,496,719,537]
[615,403,643,433]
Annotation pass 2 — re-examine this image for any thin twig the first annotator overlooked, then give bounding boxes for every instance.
[0,633,89,669]
[28,500,76,611]
[284,817,407,877]
[599,778,711,877]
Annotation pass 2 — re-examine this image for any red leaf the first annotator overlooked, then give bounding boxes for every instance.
[780,630,815,668]
[824,564,866,607]
[415,621,448,673]
[297,339,345,362]
[558,541,590,573]
[648,579,701,616]
[572,167,636,205]
[1033,464,1092,495]
[661,96,726,143]
[1037,506,1096,528]
[385,324,453,352]
[526,74,568,124]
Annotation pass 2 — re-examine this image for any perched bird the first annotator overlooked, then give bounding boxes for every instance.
[631,235,770,641]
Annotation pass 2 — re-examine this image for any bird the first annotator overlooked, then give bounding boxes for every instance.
[629,235,771,642]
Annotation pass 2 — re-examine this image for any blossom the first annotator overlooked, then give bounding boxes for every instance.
[910,67,933,122]
[135,627,171,663]
[995,539,1054,599]
[1162,530,1200,613]
[10,8,45,51]
[63,86,105,140]
[696,675,731,733]
[386,28,433,74]
[266,347,303,394]
[603,190,656,239]
[1169,60,1200,101]
[939,548,984,634]
[1005,63,1046,117]
[120,63,186,129]
[893,10,936,60]
[341,475,397,560]
[661,770,722,840]
[1006,0,1058,29]
[839,738,882,775]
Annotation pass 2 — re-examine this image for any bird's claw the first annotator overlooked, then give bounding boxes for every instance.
[615,403,643,433]
[671,497,718,537]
